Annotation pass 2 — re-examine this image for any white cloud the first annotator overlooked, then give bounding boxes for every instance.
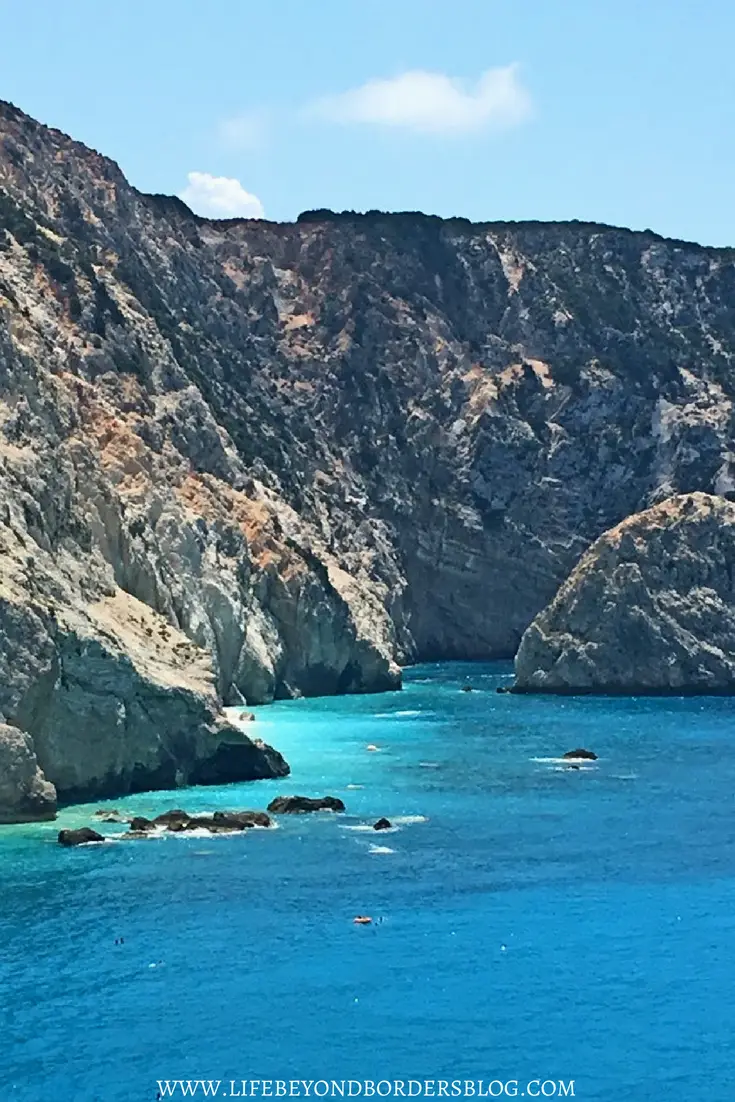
[179,172,265,219]
[217,109,268,151]
[307,64,532,137]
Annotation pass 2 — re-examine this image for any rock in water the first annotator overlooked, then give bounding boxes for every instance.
[562,749,598,761]
[125,809,271,835]
[58,828,105,847]
[514,494,735,694]
[211,810,271,829]
[267,795,346,814]
[94,809,126,823]
[0,724,56,823]
[373,818,392,831]
[152,810,191,827]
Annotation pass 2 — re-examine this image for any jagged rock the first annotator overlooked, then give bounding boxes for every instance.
[514,494,735,694]
[0,724,56,823]
[460,685,474,693]
[94,809,126,822]
[121,809,271,835]
[562,749,598,761]
[373,817,392,831]
[266,795,346,814]
[177,810,271,833]
[211,810,270,829]
[58,827,104,846]
[152,809,190,827]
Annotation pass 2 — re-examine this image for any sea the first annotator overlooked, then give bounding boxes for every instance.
[2,662,735,1102]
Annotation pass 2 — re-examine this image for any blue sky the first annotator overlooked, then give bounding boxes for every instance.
[2,0,733,244]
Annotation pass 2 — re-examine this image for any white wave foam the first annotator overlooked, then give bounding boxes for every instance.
[372,709,422,719]
[392,815,428,825]
[369,845,395,854]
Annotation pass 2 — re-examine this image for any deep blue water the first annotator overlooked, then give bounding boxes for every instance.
[3,662,735,1101]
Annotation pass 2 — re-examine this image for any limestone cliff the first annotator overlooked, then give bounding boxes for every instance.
[513,493,735,694]
[2,101,735,802]
[0,723,56,822]
[0,513,288,813]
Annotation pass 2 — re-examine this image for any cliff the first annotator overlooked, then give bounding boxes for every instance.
[2,100,735,806]
[513,493,735,694]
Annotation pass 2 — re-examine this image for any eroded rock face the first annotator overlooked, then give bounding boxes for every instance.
[514,494,735,694]
[0,723,56,823]
[3,102,735,809]
[0,525,288,804]
[4,102,735,696]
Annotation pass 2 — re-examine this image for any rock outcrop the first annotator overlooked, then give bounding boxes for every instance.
[127,809,272,834]
[58,827,104,846]
[514,494,735,694]
[267,795,346,814]
[0,723,56,822]
[0,523,288,806]
[3,101,735,807]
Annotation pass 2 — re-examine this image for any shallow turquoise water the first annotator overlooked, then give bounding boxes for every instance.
[3,662,735,1100]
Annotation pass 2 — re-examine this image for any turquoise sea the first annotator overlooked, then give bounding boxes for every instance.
[3,662,735,1101]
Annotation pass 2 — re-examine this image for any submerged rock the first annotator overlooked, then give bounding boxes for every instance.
[0,724,56,824]
[58,827,105,847]
[267,795,346,814]
[562,749,598,761]
[94,809,126,823]
[514,494,735,695]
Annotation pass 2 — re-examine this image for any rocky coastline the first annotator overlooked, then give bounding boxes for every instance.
[4,99,735,818]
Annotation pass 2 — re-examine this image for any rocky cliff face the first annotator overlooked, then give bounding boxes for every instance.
[513,493,735,693]
[0,507,288,813]
[0,723,56,822]
[2,101,735,802]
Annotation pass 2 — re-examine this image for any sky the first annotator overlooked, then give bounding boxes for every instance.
[1,0,734,245]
